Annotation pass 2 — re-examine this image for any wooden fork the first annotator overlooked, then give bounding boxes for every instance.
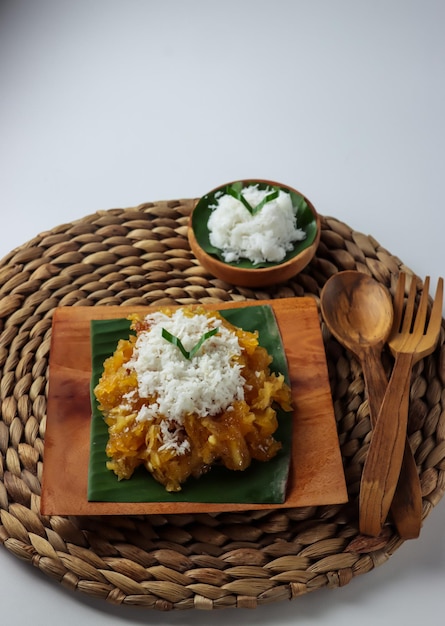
[359,273,444,537]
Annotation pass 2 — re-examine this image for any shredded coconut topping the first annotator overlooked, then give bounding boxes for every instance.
[158,421,191,455]
[126,310,245,447]
[207,184,306,264]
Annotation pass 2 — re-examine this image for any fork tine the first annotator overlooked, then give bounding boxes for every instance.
[412,276,430,335]
[401,274,417,333]
[426,277,444,338]
[392,272,406,333]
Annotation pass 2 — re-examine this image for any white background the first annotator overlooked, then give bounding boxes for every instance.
[1,1,444,624]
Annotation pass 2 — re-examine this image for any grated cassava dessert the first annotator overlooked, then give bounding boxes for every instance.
[93,307,292,492]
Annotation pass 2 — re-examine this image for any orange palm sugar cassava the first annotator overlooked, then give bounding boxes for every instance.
[94,307,292,492]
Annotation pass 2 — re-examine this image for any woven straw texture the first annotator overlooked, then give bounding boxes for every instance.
[0,199,444,611]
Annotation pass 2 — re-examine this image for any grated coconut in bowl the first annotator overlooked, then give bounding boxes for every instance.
[207,184,306,265]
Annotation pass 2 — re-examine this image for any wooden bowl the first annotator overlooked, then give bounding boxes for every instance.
[188,179,321,288]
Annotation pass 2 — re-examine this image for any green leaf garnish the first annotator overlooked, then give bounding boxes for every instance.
[225,183,280,216]
[161,327,219,360]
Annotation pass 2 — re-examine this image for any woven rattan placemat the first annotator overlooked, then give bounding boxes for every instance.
[0,199,444,611]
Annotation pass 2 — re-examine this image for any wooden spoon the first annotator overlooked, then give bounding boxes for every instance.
[320,271,422,538]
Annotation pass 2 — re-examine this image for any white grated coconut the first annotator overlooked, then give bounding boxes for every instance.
[125,310,245,439]
[207,184,306,265]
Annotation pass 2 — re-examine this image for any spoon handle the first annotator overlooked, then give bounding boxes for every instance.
[360,349,422,539]
[361,346,388,422]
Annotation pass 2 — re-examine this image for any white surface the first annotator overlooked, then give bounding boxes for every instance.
[1,1,444,624]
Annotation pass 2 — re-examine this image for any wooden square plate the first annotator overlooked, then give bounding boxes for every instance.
[41,297,347,515]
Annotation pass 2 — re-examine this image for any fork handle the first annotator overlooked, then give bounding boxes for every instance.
[359,351,415,537]
[361,349,422,538]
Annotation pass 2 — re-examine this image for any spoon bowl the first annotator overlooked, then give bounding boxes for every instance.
[320,270,393,358]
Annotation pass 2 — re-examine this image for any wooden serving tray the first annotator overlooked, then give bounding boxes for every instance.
[41,297,347,515]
